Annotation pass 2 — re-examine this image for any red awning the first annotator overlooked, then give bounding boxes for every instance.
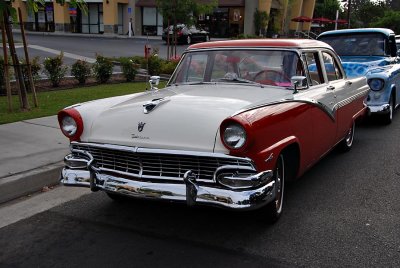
[136,0,244,7]
[291,16,312,22]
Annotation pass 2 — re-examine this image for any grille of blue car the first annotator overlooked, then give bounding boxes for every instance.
[71,143,255,182]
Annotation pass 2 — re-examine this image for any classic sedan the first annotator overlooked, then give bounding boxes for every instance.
[58,39,369,222]
[318,28,400,124]
[162,24,210,45]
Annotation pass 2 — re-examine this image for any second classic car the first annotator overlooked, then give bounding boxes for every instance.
[58,39,368,222]
[318,28,400,124]
[162,24,210,45]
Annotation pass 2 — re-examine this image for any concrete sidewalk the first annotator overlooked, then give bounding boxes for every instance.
[0,115,69,204]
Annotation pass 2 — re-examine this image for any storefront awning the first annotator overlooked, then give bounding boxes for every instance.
[136,0,244,7]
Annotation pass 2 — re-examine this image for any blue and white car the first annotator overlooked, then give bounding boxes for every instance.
[318,28,400,124]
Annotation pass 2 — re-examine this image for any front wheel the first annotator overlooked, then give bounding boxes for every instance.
[382,96,394,125]
[186,35,192,45]
[264,154,285,223]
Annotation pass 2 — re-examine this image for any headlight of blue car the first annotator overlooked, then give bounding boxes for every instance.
[368,78,385,91]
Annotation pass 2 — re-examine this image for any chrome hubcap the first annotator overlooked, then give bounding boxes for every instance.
[275,155,284,212]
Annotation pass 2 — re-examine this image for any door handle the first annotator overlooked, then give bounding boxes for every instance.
[327,85,335,90]
[346,81,353,86]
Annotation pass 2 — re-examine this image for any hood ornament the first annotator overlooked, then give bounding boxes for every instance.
[143,97,170,114]
[138,122,146,132]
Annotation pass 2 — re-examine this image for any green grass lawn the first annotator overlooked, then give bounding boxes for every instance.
[0,82,157,125]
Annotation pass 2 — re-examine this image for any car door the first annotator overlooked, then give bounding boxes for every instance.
[320,50,356,142]
[301,51,337,160]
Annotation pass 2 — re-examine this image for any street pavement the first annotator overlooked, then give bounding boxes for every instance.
[0,115,69,204]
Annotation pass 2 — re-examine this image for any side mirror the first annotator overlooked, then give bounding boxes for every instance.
[149,76,160,90]
[291,76,307,93]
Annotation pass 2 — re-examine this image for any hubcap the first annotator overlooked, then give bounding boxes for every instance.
[345,124,354,146]
[275,155,284,212]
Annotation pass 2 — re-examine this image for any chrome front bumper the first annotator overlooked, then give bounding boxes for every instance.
[368,103,390,115]
[61,155,276,210]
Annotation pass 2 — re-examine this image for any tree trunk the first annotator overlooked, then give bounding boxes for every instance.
[4,10,30,110]
[1,19,12,112]
[19,8,38,107]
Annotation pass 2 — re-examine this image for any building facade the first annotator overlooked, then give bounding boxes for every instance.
[12,0,315,37]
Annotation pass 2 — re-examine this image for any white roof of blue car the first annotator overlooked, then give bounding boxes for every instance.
[319,28,395,38]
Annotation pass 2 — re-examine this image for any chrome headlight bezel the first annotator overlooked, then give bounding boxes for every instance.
[61,115,78,137]
[223,123,247,150]
[368,78,385,91]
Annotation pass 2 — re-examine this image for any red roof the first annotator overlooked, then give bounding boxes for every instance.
[188,39,333,50]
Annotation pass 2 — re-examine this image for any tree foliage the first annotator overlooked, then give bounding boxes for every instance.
[350,0,388,27]
[370,10,400,33]
[155,0,217,26]
[254,8,269,36]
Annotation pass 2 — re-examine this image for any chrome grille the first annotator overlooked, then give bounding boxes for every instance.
[71,143,255,182]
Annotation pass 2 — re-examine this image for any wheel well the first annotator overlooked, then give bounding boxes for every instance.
[281,143,300,181]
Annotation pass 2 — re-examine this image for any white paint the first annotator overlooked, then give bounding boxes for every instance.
[0,186,90,229]
[27,45,96,63]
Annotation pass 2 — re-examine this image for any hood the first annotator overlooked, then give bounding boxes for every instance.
[340,56,390,78]
[86,84,292,152]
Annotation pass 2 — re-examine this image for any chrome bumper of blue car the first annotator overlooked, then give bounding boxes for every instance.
[368,103,390,115]
[60,155,276,211]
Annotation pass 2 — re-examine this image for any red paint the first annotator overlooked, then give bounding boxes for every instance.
[220,95,366,179]
[57,108,84,142]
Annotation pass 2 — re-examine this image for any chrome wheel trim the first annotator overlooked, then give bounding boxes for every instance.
[275,154,284,213]
[187,36,191,44]
[389,97,393,121]
[345,122,355,147]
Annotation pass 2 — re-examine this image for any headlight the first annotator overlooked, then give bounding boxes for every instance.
[223,123,246,149]
[61,116,77,136]
[368,78,384,91]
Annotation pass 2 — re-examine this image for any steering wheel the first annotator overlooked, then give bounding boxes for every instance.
[253,70,291,86]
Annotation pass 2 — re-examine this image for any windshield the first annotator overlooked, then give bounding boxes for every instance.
[319,33,386,56]
[169,49,304,88]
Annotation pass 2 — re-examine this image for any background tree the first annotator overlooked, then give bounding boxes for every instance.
[156,0,217,58]
[254,8,269,37]
[0,0,86,111]
[313,0,342,31]
[370,10,400,33]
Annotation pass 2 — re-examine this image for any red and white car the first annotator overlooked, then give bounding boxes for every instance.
[58,39,369,222]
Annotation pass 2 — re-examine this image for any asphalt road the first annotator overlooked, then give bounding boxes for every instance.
[11,33,188,67]
[1,116,400,267]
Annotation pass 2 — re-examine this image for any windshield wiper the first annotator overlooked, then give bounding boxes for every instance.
[215,77,264,88]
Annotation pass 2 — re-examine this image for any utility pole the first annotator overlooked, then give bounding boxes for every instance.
[347,0,351,28]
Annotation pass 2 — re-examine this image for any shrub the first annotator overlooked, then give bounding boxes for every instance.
[147,53,162,76]
[43,53,68,87]
[71,60,91,85]
[160,60,178,74]
[93,55,113,83]
[120,59,138,82]
[21,56,41,91]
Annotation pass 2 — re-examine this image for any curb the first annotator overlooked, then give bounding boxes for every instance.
[0,162,64,204]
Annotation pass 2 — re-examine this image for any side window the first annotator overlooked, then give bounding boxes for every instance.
[322,52,343,82]
[303,52,323,86]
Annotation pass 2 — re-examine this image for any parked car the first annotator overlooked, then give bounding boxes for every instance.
[58,39,368,222]
[162,24,210,45]
[318,28,400,124]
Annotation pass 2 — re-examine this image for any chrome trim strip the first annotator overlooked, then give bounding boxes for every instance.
[232,98,336,121]
[70,141,254,162]
[368,104,390,114]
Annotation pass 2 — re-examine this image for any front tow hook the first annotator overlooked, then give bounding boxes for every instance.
[183,170,199,206]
